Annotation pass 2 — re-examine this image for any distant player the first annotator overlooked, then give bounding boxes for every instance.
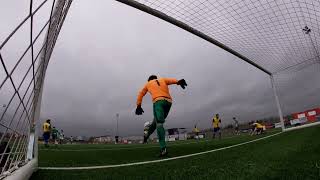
[42,119,51,147]
[115,136,119,144]
[135,75,187,157]
[59,129,65,144]
[51,127,59,145]
[212,114,222,139]
[193,125,200,140]
[233,117,240,135]
[251,122,265,135]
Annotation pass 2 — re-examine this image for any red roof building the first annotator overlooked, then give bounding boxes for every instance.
[292,108,320,122]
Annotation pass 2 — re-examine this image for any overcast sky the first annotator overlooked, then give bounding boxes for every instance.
[1,0,319,137]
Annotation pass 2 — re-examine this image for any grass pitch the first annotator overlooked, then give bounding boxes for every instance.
[31,126,320,180]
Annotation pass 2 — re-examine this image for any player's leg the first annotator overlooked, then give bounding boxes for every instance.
[144,119,156,143]
[52,135,57,147]
[162,100,172,120]
[43,132,49,147]
[262,126,266,134]
[252,128,257,136]
[218,128,221,139]
[153,101,165,150]
[153,100,171,156]
[43,133,46,147]
[213,128,216,139]
[236,127,240,135]
[160,100,172,154]
[156,122,166,152]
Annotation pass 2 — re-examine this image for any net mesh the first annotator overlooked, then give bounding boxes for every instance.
[273,62,320,123]
[118,0,320,127]
[124,0,320,74]
[0,0,72,177]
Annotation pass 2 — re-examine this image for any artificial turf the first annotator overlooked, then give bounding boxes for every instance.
[31,126,320,180]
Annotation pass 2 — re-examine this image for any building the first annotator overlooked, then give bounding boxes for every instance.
[167,128,187,141]
[93,135,113,143]
[292,108,320,122]
[121,136,143,144]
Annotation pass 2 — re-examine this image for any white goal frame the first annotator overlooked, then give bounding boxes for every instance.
[0,0,72,179]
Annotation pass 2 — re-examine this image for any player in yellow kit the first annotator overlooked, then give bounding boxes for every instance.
[193,125,200,140]
[212,114,222,139]
[43,119,51,147]
[251,122,265,135]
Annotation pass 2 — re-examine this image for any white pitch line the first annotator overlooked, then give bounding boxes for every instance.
[39,132,282,170]
[284,121,320,132]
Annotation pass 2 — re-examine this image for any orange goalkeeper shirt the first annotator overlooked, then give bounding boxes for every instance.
[136,78,178,105]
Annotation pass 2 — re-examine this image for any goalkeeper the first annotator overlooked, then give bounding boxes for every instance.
[135,75,187,157]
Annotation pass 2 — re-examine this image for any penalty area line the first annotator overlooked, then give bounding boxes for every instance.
[39,132,282,170]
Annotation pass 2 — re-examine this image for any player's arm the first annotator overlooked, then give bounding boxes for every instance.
[164,78,178,85]
[164,78,188,89]
[136,85,148,106]
[135,85,148,115]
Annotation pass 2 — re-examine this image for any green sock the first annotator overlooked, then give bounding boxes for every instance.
[157,123,166,149]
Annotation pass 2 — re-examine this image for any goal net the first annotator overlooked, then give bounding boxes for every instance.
[116,0,320,130]
[0,0,72,179]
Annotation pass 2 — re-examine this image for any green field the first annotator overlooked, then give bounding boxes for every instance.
[31,126,320,180]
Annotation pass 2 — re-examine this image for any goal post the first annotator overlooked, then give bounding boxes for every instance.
[270,75,285,131]
[0,0,73,179]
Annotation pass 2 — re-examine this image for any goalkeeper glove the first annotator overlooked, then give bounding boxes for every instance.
[135,105,144,115]
[177,79,187,89]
